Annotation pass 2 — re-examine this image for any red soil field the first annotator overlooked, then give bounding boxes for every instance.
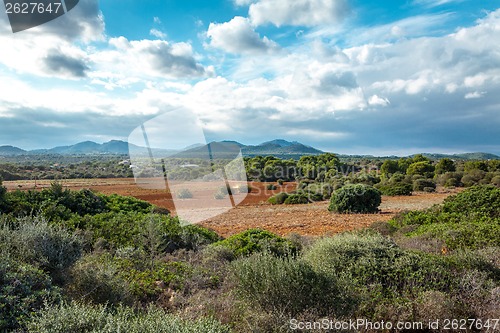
[4,178,456,237]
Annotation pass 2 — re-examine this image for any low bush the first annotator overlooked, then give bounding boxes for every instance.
[413,179,436,192]
[66,213,219,251]
[0,216,82,284]
[65,254,132,306]
[284,193,309,205]
[230,252,350,317]
[302,232,472,304]
[267,192,289,205]
[26,302,231,333]
[212,229,298,257]
[329,184,381,213]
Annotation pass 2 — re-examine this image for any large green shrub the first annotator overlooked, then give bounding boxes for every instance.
[212,229,297,257]
[413,179,436,192]
[65,254,132,306]
[0,257,60,331]
[388,185,500,250]
[303,232,455,298]
[0,217,82,284]
[435,158,456,174]
[230,252,350,317]
[442,185,500,218]
[66,213,219,251]
[329,184,381,213]
[406,161,435,177]
[267,192,289,205]
[284,193,309,205]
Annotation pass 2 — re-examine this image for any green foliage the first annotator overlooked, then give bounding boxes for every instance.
[0,257,60,331]
[301,182,333,201]
[380,160,399,178]
[212,229,298,257]
[246,156,297,182]
[297,153,340,181]
[267,192,289,205]
[461,169,487,187]
[26,302,231,333]
[435,158,456,174]
[303,232,457,300]
[230,252,349,317]
[100,194,152,214]
[388,186,500,250]
[413,178,436,192]
[442,185,500,218]
[67,213,219,251]
[407,221,500,250]
[284,193,309,205]
[176,188,193,199]
[0,217,82,284]
[2,187,153,220]
[464,160,489,172]
[406,161,435,177]
[329,184,381,213]
[65,254,132,306]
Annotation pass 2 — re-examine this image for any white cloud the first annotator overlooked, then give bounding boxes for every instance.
[464,91,486,99]
[92,37,211,80]
[207,16,278,54]
[368,95,390,106]
[412,0,464,8]
[150,29,167,39]
[248,0,349,27]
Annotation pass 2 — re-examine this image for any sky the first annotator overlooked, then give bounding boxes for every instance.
[0,0,500,155]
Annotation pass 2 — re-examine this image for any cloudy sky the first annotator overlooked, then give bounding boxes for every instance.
[1,0,500,155]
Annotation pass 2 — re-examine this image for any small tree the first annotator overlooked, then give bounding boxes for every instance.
[328,184,381,214]
[435,158,456,174]
[380,160,399,178]
[406,161,435,178]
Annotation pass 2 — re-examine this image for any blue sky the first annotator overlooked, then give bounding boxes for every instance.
[0,0,500,155]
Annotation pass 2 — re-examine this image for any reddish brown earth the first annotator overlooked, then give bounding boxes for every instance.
[4,178,456,237]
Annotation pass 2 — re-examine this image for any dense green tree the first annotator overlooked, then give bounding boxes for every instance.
[406,161,435,178]
[380,160,399,178]
[435,158,456,174]
[464,161,489,172]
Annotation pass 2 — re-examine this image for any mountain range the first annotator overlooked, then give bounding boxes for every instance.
[0,139,323,157]
[0,139,499,160]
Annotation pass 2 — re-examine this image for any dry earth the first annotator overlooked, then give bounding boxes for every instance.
[4,178,457,237]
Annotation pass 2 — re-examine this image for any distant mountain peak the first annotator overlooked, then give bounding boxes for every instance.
[259,139,300,147]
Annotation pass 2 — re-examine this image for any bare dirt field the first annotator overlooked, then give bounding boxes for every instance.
[4,178,457,237]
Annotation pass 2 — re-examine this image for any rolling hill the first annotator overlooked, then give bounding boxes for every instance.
[0,139,499,160]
